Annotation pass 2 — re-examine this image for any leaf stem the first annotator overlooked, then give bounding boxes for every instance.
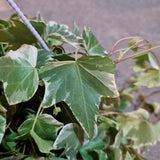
[109,36,138,56]
[31,103,43,131]
[75,47,86,60]
[114,45,160,64]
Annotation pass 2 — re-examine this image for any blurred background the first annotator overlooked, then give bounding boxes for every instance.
[1,0,160,159]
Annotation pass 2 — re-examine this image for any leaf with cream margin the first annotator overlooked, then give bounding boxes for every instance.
[117,109,157,148]
[44,21,78,47]
[82,27,107,56]
[53,123,82,160]
[0,45,39,105]
[39,55,119,138]
[135,69,160,88]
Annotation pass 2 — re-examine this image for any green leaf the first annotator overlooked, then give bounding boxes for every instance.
[37,49,57,68]
[0,19,46,49]
[17,114,63,153]
[2,130,18,151]
[124,152,133,160]
[109,147,122,160]
[73,22,81,37]
[82,27,107,56]
[117,109,157,148]
[132,54,149,72]
[0,115,6,144]
[80,136,107,160]
[0,45,39,105]
[53,54,75,61]
[128,37,144,52]
[39,56,119,138]
[44,21,78,47]
[53,123,82,160]
[135,69,160,88]
[30,130,54,153]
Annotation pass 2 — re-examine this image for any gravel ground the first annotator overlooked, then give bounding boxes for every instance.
[1,0,160,159]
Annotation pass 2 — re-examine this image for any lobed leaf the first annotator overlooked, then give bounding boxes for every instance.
[0,45,39,105]
[17,114,63,153]
[39,56,119,138]
[53,123,82,160]
[0,19,46,50]
[82,27,107,56]
[44,21,78,47]
[135,69,160,88]
[117,109,157,148]
[80,136,107,160]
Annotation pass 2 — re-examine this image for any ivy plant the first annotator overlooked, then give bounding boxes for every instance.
[0,15,160,160]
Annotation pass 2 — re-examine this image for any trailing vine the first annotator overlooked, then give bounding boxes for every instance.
[0,6,160,160]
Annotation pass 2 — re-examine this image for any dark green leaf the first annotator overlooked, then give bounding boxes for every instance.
[53,123,82,160]
[132,54,149,72]
[82,27,107,56]
[39,56,119,138]
[2,130,18,151]
[0,19,46,50]
[80,136,107,160]
[53,54,75,61]
[0,45,39,105]
[17,114,63,153]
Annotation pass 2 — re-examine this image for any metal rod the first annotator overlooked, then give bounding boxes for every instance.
[6,0,50,51]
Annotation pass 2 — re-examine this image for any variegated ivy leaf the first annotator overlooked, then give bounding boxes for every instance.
[17,114,63,153]
[82,27,107,56]
[135,69,160,88]
[0,45,39,105]
[0,19,46,50]
[117,109,157,148]
[39,55,119,138]
[44,21,78,47]
[53,123,82,160]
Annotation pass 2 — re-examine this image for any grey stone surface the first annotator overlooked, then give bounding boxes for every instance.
[1,0,160,159]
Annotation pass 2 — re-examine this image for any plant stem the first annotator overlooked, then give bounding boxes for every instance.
[114,45,160,64]
[75,47,86,60]
[31,103,43,131]
[109,36,138,56]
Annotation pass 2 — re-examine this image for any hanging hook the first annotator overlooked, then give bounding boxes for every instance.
[6,0,50,51]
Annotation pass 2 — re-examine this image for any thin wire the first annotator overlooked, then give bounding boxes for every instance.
[6,0,50,51]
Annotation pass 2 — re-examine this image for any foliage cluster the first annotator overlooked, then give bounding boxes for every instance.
[0,15,160,160]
